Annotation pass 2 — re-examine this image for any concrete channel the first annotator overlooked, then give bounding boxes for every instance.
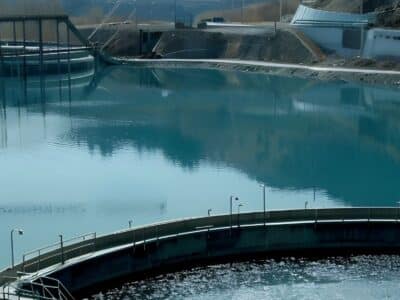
[2,208,400,299]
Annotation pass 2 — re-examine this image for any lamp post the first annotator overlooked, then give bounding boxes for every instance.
[10,229,24,268]
[230,195,239,232]
[260,184,266,226]
[59,234,65,265]
[237,203,243,228]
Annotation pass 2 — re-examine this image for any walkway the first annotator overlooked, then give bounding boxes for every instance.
[2,207,400,298]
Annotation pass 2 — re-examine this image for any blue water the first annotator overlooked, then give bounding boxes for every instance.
[98,255,400,300]
[1,66,400,268]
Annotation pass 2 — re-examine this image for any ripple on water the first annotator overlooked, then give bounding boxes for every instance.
[91,255,400,300]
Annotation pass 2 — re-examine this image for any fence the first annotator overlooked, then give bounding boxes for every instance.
[0,207,398,282]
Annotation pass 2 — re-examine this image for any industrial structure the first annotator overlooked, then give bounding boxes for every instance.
[2,208,400,299]
[291,4,400,60]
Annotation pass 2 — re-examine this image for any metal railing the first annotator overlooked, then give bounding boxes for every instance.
[22,233,96,273]
[1,275,74,300]
[0,15,109,77]
[2,207,400,288]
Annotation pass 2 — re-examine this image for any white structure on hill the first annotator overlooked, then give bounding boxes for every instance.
[291,4,400,61]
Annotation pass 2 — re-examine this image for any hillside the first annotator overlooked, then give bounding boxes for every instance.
[195,0,300,24]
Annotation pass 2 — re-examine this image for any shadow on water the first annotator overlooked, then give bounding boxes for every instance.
[1,65,400,207]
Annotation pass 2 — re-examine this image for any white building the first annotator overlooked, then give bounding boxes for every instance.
[291,4,400,61]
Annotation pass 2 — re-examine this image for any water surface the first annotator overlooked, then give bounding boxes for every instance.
[1,66,400,267]
[96,255,400,300]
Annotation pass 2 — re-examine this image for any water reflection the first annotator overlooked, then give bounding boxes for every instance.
[4,66,400,206]
[1,65,400,266]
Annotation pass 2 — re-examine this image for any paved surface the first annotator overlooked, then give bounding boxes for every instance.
[122,58,400,75]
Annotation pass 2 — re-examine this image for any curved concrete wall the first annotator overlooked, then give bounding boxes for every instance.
[3,208,400,297]
[51,220,400,297]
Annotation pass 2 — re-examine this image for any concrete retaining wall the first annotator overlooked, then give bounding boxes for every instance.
[51,220,400,297]
[3,208,400,298]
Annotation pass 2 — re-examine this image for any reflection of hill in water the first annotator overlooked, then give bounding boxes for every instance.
[4,66,400,207]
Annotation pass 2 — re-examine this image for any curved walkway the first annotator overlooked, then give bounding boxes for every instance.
[2,207,400,298]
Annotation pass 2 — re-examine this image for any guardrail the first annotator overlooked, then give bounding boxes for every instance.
[1,275,74,300]
[22,233,96,274]
[2,207,400,287]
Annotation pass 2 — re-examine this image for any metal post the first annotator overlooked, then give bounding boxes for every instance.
[129,220,133,229]
[207,209,212,238]
[66,22,72,102]
[55,20,62,102]
[397,202,400,223]
[10,229,23,268]
[237,204,243,228]
[93,232,97,252]
[241,0,244,23]
[143,229,146,251]
[0,28,3,76]
[10,230,14,268]
[37,250,41,271]
[38,19,43,77]
[174,0,177,26]
[22,20,27,79]
[12,21,18,78]
[261,184,266,226]
[59,234,65,264]
[133,228,136,253]
[230,196,239,232]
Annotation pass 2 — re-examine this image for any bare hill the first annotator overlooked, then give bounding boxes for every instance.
[195,0,300,24]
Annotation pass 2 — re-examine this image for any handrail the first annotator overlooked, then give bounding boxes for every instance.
[2,274,75,300]
[2,207,400,287]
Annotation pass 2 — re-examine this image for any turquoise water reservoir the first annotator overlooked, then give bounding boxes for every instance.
[1,66,400,268]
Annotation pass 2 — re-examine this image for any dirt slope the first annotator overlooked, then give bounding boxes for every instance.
[154,28,323,64]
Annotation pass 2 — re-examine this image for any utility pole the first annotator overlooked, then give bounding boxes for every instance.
[241,0,244,23]
[174,0,177,25]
